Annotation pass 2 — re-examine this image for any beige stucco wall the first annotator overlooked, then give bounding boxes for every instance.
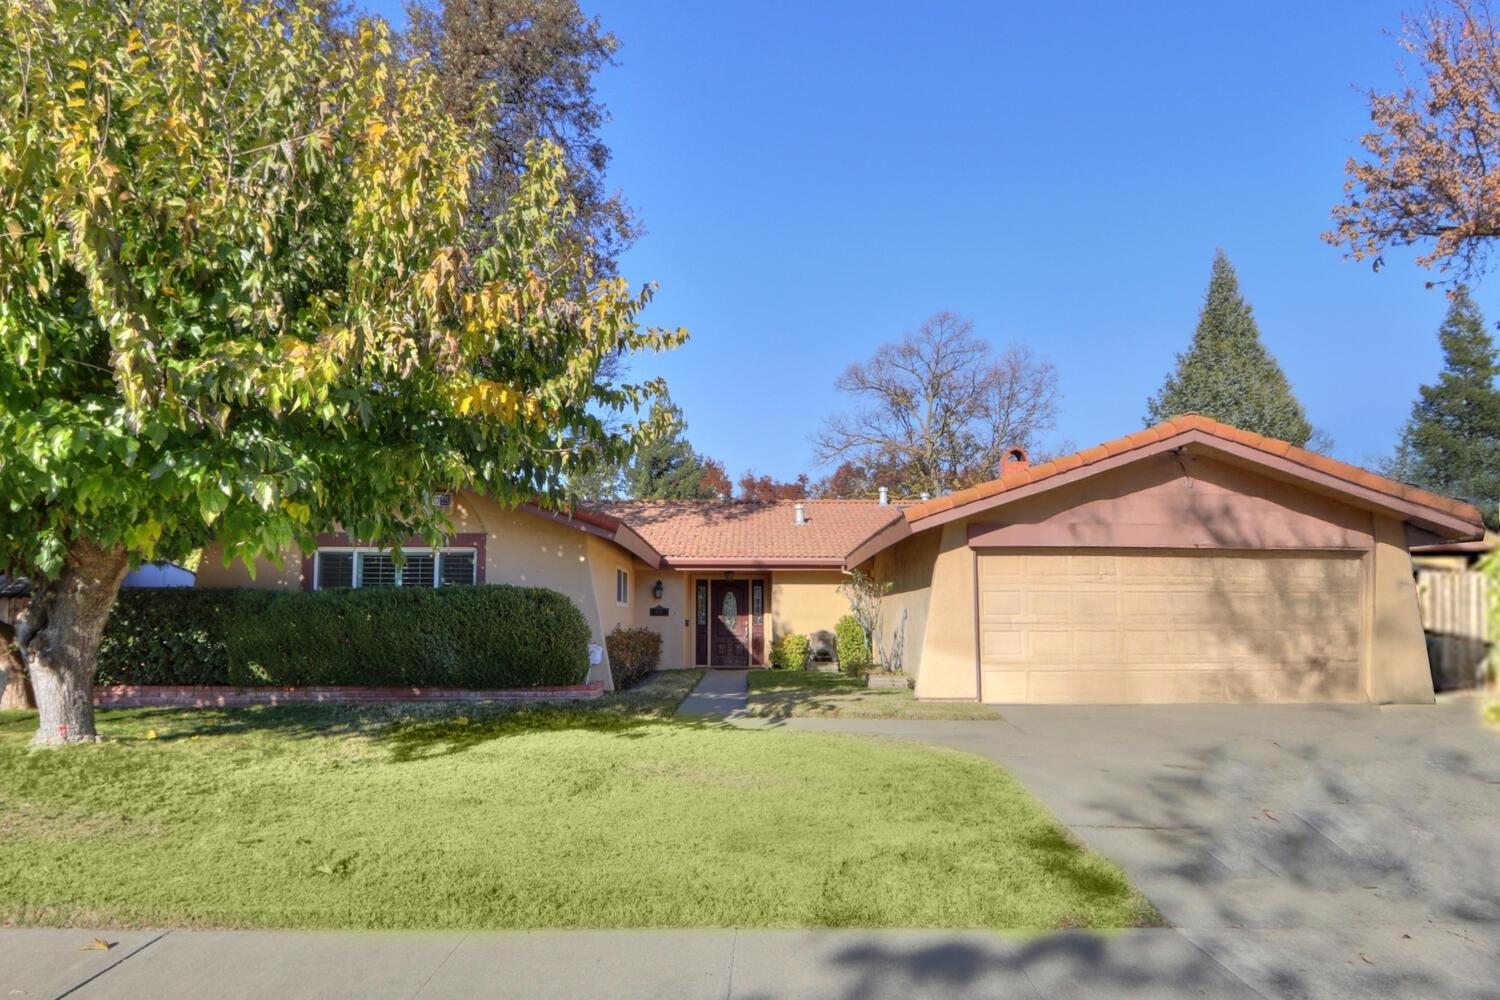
[869,529,941,680]
[769,572,850,643]
[631,568,690,669]
[195,551,302,589]
[868,454,1438,705]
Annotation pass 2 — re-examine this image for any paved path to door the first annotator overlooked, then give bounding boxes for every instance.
[675,668,748,719]
[780,695,1500,1000]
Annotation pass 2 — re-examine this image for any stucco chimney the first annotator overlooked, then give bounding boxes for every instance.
[1002,446,1030,474]
[878,486,889,506]
[793,502,807,525]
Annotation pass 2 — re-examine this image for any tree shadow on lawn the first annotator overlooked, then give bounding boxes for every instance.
[36,671,722,757]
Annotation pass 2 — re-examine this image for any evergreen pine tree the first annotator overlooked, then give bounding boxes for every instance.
[1389,287,1500,529]
[622,396,721,500]
[1146,250,1314,446]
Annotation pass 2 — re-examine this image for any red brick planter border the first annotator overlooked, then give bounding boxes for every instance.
[95,681,606,709]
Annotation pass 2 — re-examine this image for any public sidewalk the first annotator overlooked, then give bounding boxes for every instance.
[3,926,1295,999]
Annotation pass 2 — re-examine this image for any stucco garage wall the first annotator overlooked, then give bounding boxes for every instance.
[867,528,940,682]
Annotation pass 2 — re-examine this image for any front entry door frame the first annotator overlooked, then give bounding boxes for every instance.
[695,576,766,667]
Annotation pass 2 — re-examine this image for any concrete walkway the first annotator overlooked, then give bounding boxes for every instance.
[3,927,1281,999]
[674,668,748,719]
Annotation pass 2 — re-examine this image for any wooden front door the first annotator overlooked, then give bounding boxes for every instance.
[710,580,751,667]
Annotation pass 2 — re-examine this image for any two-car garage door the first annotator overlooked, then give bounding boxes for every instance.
[976,550,1365,704]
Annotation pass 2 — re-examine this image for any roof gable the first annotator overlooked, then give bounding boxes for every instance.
[898,415,1484,540]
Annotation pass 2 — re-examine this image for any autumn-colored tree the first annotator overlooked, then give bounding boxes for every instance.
[736,471,810,501]
[403,0,634,273]
[1328,0,1500,277]
[698,458,732,499]
[1146,252,1315,447]
[0,0,682,744]
[811,462,868,499]
[814,312,1060,497]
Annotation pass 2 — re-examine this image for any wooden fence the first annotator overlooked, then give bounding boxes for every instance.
[1416,569,1492,690]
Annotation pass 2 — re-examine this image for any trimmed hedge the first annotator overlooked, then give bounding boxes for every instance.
[834,614,870,673]
[770,633,809,670]
[604,626,662,690]
[97,585,591,689]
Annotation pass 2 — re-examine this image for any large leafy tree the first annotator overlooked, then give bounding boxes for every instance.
[1388,287,1500,528]
[813,311,1060,498]
[1146,251,1314,447]
[402,0,634,274]
[1327,1,1500,278]
[0,0,683,745]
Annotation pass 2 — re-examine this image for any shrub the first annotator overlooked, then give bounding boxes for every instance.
[834,614,870,673]
[97,589,239,685]
[97,585,591,689]
[605,626,662,690]
[771,633,810,670]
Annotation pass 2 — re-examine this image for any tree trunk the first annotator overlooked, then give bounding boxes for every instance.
[14,540,128,746]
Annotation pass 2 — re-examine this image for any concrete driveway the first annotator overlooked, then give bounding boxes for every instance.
[790,695,1500,999]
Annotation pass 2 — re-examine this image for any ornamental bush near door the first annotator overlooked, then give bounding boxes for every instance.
[97,585,591,689]
[604,626,662,689]
[834,614,870,673]
[770,633,810,670]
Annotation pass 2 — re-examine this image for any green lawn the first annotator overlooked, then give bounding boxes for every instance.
[746,670,1003,720]
[0,670,1153,931]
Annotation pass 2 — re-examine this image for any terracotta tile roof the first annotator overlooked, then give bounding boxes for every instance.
[592,500,906,564]
[901,414,1486,530]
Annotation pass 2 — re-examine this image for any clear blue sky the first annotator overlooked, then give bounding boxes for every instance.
[366,0,1477,480]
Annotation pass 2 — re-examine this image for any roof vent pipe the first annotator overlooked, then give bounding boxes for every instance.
[878,486,889,506]
[793,502,807,525]
[1003,446,1030,473]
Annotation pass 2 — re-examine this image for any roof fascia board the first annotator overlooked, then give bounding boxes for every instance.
[521,503,664,567]
[661,558,846,572]
[903,430,1480,540]
[843,518,913,568]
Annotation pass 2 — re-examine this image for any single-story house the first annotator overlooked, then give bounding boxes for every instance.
[198,415,1485,705]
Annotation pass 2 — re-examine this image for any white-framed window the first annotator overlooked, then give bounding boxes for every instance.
[313,548,476,590]
[615,567,630,607]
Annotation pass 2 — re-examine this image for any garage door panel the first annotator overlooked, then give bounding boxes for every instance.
[977,549,1365,704]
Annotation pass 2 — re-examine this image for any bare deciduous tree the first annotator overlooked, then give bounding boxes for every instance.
[813,312,1060,497]
[1327,0,1500,278]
